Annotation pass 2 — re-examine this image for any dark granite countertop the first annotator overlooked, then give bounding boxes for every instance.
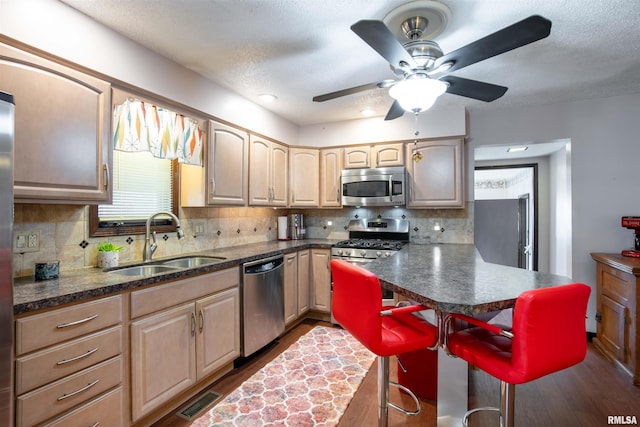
[15,240,573,317]
[14,239,338,315]
[364,243,573,316]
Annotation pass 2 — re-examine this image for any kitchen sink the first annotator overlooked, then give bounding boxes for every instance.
[108,265,184,276]
[159,256,226,268]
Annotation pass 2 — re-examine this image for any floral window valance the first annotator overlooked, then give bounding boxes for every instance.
[113,98,204,166]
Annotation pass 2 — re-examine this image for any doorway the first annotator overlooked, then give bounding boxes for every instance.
[474,165,538,271]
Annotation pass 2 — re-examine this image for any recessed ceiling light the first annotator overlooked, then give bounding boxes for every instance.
[258,94,277,103]
[507,146,528,153]
[360,108,375,116]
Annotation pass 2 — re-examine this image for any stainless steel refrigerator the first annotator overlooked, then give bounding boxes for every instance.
[0,91,15,425]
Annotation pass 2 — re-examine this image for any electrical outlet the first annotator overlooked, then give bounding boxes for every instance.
[193,221,205,236]
[14,231,40,253]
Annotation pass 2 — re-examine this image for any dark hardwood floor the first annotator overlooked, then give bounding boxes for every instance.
[154,319,640,426]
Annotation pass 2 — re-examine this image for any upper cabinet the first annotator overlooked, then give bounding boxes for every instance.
[1,43,112,203]
[320,148,342,208]
[406,139,464,208]
[289,147,319,207]
[343,143,404,169]
[372,143,405,167]
[181,120,248,206]
[249,136,288,207]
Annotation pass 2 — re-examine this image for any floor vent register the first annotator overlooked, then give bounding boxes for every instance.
[176,390,223,421]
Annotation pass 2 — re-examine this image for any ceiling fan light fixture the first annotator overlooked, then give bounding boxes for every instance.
[388,76,446,113]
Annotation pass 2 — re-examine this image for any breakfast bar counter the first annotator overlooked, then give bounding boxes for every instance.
[366,243,573,315]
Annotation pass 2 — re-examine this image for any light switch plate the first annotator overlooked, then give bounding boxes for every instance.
[14,230,40,253]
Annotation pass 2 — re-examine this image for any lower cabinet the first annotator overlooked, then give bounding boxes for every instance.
[129,268,240,422]
[284,250,311,325]
[310,249,331,312]
[14,295,124,427]
[591,253,639,385]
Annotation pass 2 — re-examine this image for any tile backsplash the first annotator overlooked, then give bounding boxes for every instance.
[12,203,473,278]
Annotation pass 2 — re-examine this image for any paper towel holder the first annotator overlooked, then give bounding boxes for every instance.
[277,215,290,240]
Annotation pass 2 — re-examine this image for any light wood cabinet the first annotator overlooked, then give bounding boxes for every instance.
[343,146,371,169]
[310,248,331,312]
[371,143,404,167]
[297,249,310,316]
[284,252,299,324]
[0,42,112,203]
[14,295,124,427]
[591,253,640,385]
[284,250,311,324]
[129,268,240,421]
[320,148,342,207]
[249,136,288,206]
[343,143,404,169]
[181,120,248,206]
[289,147,319,207]
[406,138,464,208]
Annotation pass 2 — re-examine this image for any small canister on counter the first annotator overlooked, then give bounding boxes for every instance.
[34,261,60,281]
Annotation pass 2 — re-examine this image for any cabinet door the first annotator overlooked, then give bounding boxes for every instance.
[283,252,298,324]
[208,121,248,205]
[406,139,464,208]
[1,43,111,203]
[599,294,628,363]
[249,137,272,206]
[196,288,240,379]
[130,303,196,421]
[271,142,289,206]
[289,148,319,207]
[297,250,310,316]
[343,146,370,169]
[310,249,331,312]
[372,143,404,167]
[320,148,342,207]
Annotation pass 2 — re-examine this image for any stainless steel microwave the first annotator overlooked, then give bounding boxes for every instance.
[341,166,406,207]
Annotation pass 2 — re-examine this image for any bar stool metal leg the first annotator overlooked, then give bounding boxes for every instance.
[378,356,389,427]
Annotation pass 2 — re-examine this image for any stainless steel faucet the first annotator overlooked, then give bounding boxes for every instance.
[143,211,185,261]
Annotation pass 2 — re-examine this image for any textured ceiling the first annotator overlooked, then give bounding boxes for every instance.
[59,0,640,126]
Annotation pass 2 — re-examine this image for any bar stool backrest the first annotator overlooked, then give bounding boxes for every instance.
[511,283,590,383]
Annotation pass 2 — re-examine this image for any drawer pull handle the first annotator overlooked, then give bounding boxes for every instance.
[56,347,99,365]
[90,422,100,427]
[57,379,99,401]
[56,314,99,329]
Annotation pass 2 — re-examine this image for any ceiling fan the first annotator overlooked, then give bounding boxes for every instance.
[313,9,552,120]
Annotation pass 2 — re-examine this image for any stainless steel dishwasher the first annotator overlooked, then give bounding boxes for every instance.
[241,255,285,356]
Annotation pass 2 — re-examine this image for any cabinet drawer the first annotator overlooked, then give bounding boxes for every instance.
[602,267,632,304]
[131,267,239,318]
[16,295,123,355]
[16,326,122,394]
[43,386,124,427]
[16,356,122,427]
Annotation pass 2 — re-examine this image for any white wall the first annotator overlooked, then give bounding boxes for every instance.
[468,94,640,331]
[298,105,467,146]
[549,145,572,277]
[1,0,299,145]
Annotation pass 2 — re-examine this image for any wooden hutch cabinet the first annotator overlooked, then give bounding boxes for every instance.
[591,253,640,385]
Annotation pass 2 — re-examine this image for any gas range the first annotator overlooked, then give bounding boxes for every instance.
[331,218,409,261]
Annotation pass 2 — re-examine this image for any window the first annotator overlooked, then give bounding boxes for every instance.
[89,151,179,237]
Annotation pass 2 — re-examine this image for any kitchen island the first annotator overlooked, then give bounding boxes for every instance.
[365,243,573,315]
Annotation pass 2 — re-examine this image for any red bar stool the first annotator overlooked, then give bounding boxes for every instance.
[444,283,590,427]
[330,259,439,427]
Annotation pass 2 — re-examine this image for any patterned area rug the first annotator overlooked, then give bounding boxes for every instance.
[192,326,375,426]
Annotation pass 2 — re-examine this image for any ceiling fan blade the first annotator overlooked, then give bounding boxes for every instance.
[313,81,386,102]
[434,15,552,74]
[351,20,417,70]
[440,76,507,102]
[384,100,405,121]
